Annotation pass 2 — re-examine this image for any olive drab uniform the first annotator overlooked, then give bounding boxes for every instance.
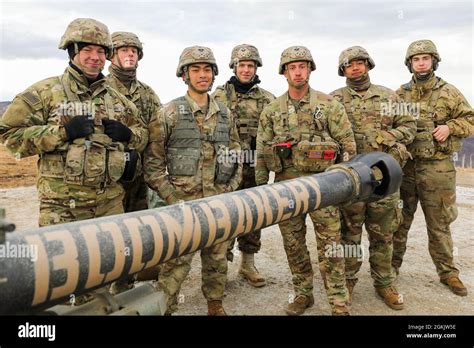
[330,83,416,290]
[0,19,148,228]
[392,76,474,278]
[144,92,242,314]
[106,31,164,213]
[213,82,275,261]
[256,87,357,315]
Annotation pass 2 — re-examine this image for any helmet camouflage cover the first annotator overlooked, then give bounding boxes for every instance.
[229,44,262,69]
[279,46,316,74]
[58,18,113,58]
[111,31,144,60]
[176,46,218,77]
[338,46,375,76]
[405,39,441,71]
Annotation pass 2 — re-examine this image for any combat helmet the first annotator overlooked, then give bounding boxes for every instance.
[229,44,262,69]
[338,46,375,76]
[405,40,441,72]
[176,46,218,77]
[111,32,144,60]
[279,46,316,74]
[58,18,113,58]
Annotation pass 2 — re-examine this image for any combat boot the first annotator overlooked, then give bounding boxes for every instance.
[207,300,227,316]
[332,305,350,316]
[441,276,468,296]
[346,278,358,304]
[285,294,314,316]
[376,285,404,310]
[109,278,134,295]
[239,252,266,287]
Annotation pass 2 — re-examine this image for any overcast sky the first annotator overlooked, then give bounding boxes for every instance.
[0,0,472,104]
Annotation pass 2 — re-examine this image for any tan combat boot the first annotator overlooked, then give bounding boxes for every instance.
[376,285,404,310]
[286,294,314,316]
[346,278,358,304]
[332,305,350,316]
[207,300,227,316]
[239,252,266,287]
[441,276,468,296]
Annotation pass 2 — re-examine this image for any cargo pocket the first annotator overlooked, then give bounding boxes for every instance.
[83,143,106,187]
[441,195,458,225]
[167,147,200,176]
[64,144,86,185]
[107,148,126,183]
[39,154,65,178]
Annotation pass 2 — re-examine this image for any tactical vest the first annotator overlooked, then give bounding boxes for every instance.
[401,78,456,159]
[341,87,387,154]
[38,74,126,188]
[225,85,267,144]
[167,96,234,184]
[263,89,339,173]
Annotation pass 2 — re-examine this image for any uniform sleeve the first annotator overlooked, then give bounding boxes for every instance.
[0,87,68,158]
[383,93,416,146]
[226,108,243,191]
[327,100,357,160]
[143,107,179,205]
[255,106,273,185]
[445,85,474,138]
[124,99,149,152]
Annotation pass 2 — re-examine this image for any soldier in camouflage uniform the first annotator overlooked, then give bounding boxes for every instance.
[0,18,147,227]
[0,18,147,305]
[106,32,164,294]
[256,46,356,315]
[213,44,275,287]
[144,46,242,315]
[392,40,474,296]
[330,46,416,310]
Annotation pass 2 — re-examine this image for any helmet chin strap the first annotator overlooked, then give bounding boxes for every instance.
[183,66,215,91]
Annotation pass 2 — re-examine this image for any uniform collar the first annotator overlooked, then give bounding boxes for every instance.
[184,92,220,120]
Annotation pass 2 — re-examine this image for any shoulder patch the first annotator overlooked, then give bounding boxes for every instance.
[18,90,42,110]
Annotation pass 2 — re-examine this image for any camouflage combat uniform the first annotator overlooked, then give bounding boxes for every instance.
[256,46,356,315]
[144,46,242,314]
[106,32,164,213]
[330,46,416,297]
[392,41,474,291]
[0,19,147,228]
[213,44,275,263]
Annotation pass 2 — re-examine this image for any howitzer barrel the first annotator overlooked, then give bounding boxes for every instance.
[0,152,401,314]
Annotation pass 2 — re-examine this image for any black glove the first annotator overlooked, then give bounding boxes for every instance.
[121,149,138,181]
[63,115,94,141]
[102,119,132,142]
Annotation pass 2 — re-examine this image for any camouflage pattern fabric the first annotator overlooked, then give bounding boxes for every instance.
[0,65,148,226]
[255,88,356,313]
[144,92,242,312]
[392,74,474,278]
[213,82,275,259]
[330,83,415,288]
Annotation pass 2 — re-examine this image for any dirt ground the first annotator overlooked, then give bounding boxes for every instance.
[0,143,472,315]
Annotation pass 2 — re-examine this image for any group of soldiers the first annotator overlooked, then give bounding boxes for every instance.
[0,18,472,316]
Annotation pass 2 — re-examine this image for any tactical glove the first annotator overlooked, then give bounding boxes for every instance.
[63,115,94,141]
[102,119,132,142]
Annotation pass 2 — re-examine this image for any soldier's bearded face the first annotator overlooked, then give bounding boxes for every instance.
[284,61,310,89]
[73,44,106,78]
[411,54,433,74]
[186,63,213,93]
[343,60,367,79]
[236,60,256,83]
[112,47,138,69]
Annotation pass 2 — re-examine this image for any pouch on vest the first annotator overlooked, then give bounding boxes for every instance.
[215,146,236,184]
[83,142,106,187]
[167,147,200,176]
[108,147,127,183]
[39,154,65,178]
[409,131,436,159]
[293,139,339,172]
[64,143,86,185]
